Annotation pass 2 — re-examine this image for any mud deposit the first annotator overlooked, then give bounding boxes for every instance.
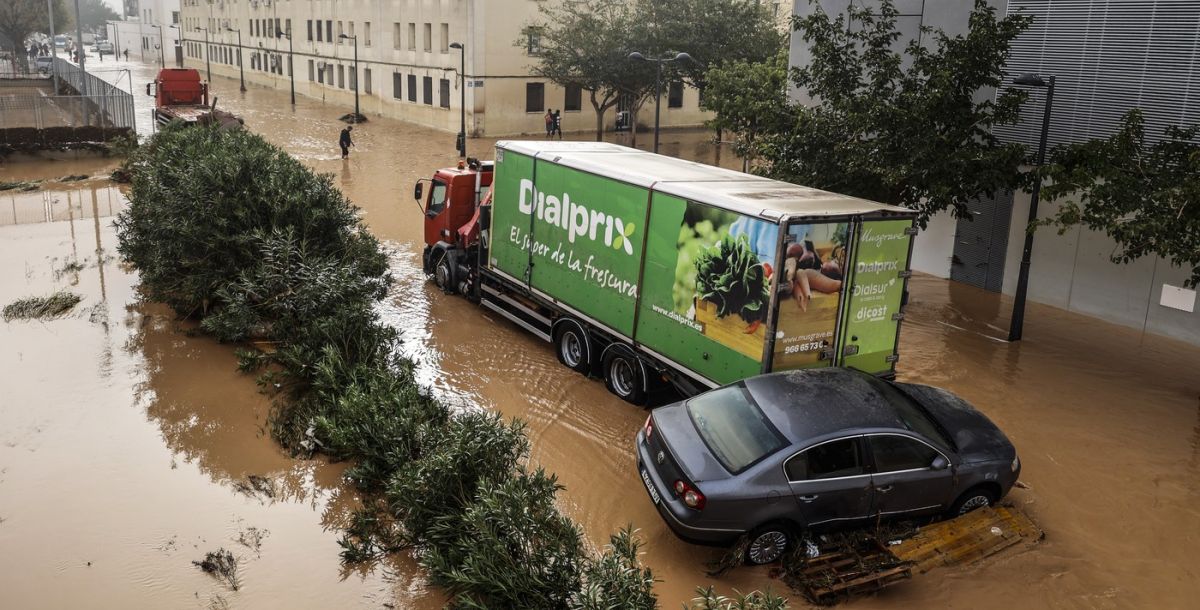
[2,60,1198,609]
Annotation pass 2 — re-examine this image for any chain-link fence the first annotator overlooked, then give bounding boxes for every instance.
[0,58,134,148]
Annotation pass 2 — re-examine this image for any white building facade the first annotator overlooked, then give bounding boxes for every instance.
[108,0,183,67]
[176,0,712,136]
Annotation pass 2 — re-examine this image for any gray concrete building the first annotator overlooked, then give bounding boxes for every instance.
[789,0,1200,344]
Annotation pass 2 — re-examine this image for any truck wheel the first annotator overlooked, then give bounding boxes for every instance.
[604,352,646,405]
[554,323,590,375]
[434,251,455,294]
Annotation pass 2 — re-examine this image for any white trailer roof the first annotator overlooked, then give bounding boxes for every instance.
[496,140,914,221]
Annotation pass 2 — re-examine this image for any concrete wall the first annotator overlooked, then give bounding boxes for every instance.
[178,0,711,136]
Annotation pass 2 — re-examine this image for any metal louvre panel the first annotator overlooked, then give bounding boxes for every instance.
[996,0,1200,150]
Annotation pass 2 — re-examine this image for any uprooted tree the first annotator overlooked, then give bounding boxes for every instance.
[746,0,1032,227]
[1039,109,1200,287]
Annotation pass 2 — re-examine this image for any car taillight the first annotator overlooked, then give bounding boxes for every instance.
[673,479,706,510]
[643,415,653,441]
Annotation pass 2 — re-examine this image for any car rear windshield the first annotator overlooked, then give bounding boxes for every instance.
[686,384,786,473]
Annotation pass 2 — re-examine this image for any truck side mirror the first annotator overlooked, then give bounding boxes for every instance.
[413,182,423,202]
[145,82,153,97]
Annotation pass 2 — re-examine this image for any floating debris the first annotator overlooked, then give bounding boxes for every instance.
[3,291,82,321]
[232,474,276,500]
[192,548,240,591]
[0,180,41,192]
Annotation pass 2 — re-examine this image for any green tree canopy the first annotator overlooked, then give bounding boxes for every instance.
[755,0,1032,227]
[1040,109,1200,287]
[79,0,119,34]
[0,0,70,70]
[701,49,793,170]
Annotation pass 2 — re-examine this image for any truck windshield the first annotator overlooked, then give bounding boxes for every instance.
[686,384,786,473]
[427,180,447,216]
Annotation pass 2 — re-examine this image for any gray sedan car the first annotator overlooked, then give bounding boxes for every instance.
[636,368,1020,565]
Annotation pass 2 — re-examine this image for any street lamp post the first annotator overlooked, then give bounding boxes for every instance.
[627,51,695,154]
[225,26,246,92]
[106,20,120,59]
[169,24,180,67]
[338,33,360,120]
[1007,73,1056,343]
[151,24,164,67]
[277,26,295,105]
[449,42,466,158]
[196,27,211,83]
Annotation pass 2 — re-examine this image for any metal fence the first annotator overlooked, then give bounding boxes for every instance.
[0,57,135,148]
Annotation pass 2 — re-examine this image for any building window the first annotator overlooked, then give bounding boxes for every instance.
[407,74,417,102]
[526,29,543,56]
[393,23,401,49]
[337,21,344,42]
[338,65,345,89]
[308,59,314,81]
[668,81,684,108]
[172,11,179,24]
[423,76,433,105]
[326,20,332,42]
[318,63,324,84]
[439,78,450,108]
[274,18,280,38]
[407,23,416,50]
[315,20,322,42]
[440,23,449,53]
[526,82,545,113]
[364,69,372,94]
[350,67,357,91]
[285,19,291,39]
[565,85,582,112]
[393,72,402,99]
[307,21,313,41]
[364,22,371,46]
[423,23,432,52]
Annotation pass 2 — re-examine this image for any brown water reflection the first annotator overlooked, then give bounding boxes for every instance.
[1,59,1197,609]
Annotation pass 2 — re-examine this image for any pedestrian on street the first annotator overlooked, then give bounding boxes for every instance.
[339,126,354,159]
[544,110,553,138]
[123,49,129,61]
[552,110,563,139]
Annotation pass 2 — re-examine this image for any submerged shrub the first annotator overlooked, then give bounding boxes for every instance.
[572,527,658,610]
[424,468,586,609]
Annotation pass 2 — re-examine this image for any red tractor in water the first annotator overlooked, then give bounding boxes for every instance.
[145,68,242,129]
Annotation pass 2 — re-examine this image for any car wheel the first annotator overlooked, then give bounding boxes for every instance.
[744,523,794,566]
[554,323,590,374]
[949,486,997,517]
[603,351,646,405]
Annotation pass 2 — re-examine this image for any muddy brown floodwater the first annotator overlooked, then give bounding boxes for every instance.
[2,60,1198,609]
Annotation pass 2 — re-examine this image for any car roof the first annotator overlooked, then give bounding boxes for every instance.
[743,369,908,444]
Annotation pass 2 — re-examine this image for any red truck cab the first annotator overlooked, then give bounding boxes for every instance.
[416,159,494,293]
[147,68,209,108]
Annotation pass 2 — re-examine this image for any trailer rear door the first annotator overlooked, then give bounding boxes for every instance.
[836,218,915,375]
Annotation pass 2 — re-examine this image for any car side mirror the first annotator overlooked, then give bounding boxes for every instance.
[413,181,423,202]
[931,456,949,471]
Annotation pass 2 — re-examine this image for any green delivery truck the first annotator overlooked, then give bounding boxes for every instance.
[415,141,917,403]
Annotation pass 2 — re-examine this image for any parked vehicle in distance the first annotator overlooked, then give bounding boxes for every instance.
[96,41,114,54]
[34,56,53,73]
[636,368,1021,565]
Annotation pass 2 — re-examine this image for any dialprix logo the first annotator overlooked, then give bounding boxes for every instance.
[518,179,635,255]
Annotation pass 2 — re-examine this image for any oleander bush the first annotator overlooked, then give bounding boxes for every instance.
[116,124,667,609]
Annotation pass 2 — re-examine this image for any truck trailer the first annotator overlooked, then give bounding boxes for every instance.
[417,141,917,403]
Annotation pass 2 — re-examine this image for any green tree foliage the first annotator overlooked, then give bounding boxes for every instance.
[0,0,70,71]
[527,0,783,140]
[116,125,788,608]
[1039,109,1200,287]
[756,0,1031,226]
[687,586,789,609]
[78,0,119,34]
[701,49,793,168]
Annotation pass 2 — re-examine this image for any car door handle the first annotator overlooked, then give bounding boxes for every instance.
[877,485,893,493]
[798,494,819,502]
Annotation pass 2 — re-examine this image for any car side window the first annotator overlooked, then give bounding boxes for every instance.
[785,438,864,482]
[868,435,940,473]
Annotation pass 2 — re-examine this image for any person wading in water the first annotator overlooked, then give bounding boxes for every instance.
[339,126,354,159]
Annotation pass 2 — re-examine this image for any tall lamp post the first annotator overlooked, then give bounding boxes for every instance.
[168,24,180,67]
[151,24,164,66]
[449,42,466,158]
[338,33,360,120]
[1007,73,1056,342]
[627,51,695,154]
[196,27,211,83]
[106,20,120,59]
[276,25,295,105]
[225,25,246,92]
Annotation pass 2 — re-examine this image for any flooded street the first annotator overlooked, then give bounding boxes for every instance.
[2,59,1198,609]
